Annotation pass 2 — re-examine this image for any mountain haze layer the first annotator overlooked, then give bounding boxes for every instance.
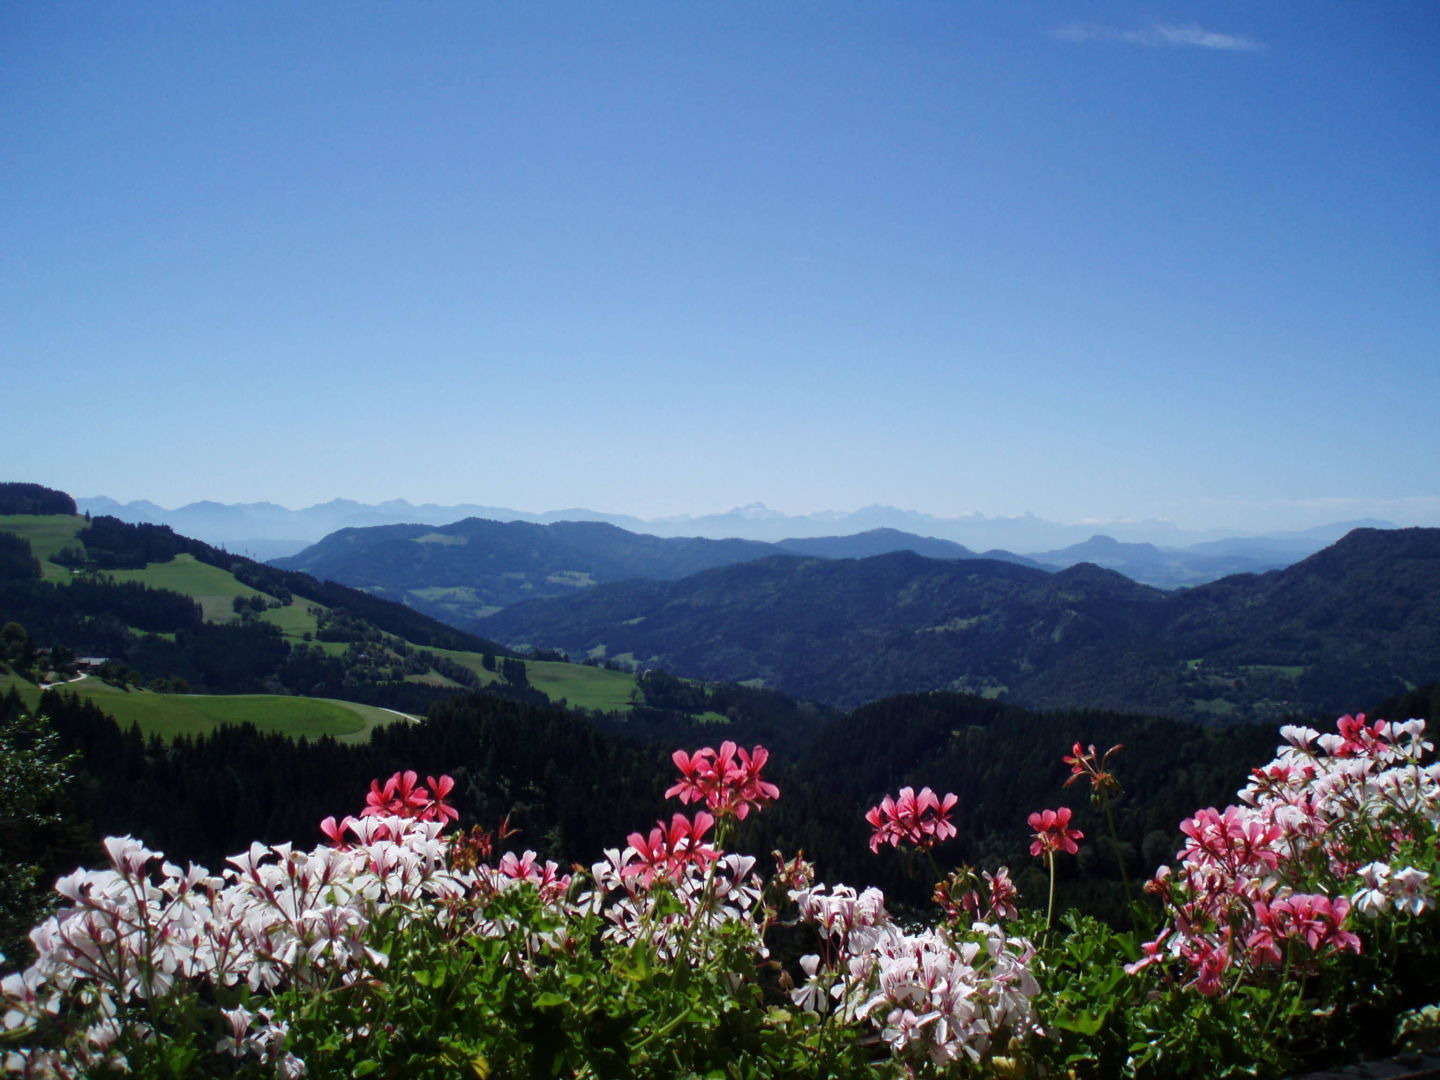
[80,495,1387,565]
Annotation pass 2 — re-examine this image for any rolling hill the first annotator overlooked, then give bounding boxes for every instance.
[479,528,1440,720]
[0,507,650,722]
[0,496,825,732]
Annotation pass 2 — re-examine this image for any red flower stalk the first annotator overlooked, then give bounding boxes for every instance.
[1333,713,1388,758]
[865,786,959,853]
[1028,807,1083,857]
[665,741,779,820]
[1062,742,1124,800]
[359,770,459,824]
[623,811,718,887]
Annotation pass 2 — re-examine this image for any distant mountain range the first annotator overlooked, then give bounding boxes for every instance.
[83,495,1393,590]
[76,495,1393,565]
[479,527,1440,722]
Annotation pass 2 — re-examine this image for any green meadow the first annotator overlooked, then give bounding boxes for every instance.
[107,554,271,622]
[430,647,639,712]
[257,595,350,655]
[2,669,402,743]
[259,597,324,637]
[0,514,85,581]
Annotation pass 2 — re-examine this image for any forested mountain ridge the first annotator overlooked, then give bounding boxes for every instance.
[272,518,779,618]
[484,551,1169,707]
[0,483,76,516]
[271,518,1011,625]
[481,528,1440,720]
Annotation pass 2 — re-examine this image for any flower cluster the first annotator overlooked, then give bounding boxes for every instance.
[621,811,718,887]
[1133,713,1435,994]
[320,771,459,849]
[864,786,959,853]
[790,880,1039,1066]
[585,847,767,963]
[2,818,459,1076]
[361,770,458,822]
[665,741,780,820]
[1352,861,1432,917]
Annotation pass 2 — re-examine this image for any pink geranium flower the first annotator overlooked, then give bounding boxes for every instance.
[422,775,460,823]
[359,771,459,824]
[623,811,718,887]
[865,786,959,853]
[665,741,779,820]
[1027,807,1083,857]
[362,770,429,817]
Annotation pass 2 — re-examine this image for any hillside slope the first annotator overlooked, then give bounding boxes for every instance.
[484,552,1169,708]
[481,528,1440,719]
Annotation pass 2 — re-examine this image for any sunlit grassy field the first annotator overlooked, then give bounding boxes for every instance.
[0,514,85,581]
[1,669,401,743]
[429,648,638,711]
[527,658,638,711]
[258,595,349,654]
[106,554,271,622]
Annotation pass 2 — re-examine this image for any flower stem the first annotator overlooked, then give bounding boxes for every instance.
[1044,850,1057,936]
[1101,794,1135,921]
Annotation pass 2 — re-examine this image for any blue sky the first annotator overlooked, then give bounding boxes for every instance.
[3,2,1437,531]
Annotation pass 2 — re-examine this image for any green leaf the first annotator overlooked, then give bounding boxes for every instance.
[1052,1009,1107,1036]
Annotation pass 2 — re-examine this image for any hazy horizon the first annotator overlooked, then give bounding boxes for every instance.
[72,488,1435,539]
[6,3,1436,530]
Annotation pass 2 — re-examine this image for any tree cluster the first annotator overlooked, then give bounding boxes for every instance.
[0,483,76,516]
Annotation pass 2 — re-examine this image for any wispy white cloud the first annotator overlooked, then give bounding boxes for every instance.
[1052,22,1265,52]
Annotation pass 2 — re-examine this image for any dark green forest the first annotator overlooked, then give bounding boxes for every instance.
[0,483,76,516]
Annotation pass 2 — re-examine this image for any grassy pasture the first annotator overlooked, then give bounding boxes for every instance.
[405,671,465,688]
[259,595,333,640]
[107,554,270,622]
[0,514,85,581]
[429,648,638,712]
[2,670,400,743]
[528,659,637,711]
[1241,664,1306,679]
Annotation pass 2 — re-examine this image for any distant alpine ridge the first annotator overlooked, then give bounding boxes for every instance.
[479,527,1440,723]
[77,495,1388,571]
